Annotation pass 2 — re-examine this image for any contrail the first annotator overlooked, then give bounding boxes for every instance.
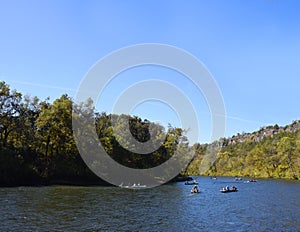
[4,79,272,126]
[9,80,77,92]
[213,112,272,126]
[197,110,271,126]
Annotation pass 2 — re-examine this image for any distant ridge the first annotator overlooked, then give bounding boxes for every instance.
[221,120,300,146]
[187,120,300,180]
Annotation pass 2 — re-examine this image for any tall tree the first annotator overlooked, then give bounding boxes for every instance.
[0,81,22,148]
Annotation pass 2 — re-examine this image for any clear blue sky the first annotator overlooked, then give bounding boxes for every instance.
[1,0,300,143]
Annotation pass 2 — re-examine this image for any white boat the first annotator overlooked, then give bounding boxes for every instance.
[131,183,147,188]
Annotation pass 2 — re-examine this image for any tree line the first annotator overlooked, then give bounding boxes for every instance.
[188,128,300,180]
[1,81,299,186]
[0,81,189,186]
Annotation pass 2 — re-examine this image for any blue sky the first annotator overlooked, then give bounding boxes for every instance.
[1,0,300,143]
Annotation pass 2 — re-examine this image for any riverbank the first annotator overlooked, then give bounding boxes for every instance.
[192,174,300,182]
[0,174,193,187]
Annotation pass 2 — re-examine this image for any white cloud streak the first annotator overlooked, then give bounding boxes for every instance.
[3,79,272,126]
[9,80,77,92]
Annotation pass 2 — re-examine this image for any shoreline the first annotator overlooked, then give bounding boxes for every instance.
[1,174,299,188]
[0,174,193,188]
[197,174,300,182]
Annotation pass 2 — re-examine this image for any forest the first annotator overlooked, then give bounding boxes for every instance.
[0,81,189,186]
[1,81,299,187]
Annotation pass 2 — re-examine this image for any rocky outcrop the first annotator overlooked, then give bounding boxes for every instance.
[218,120,300,146]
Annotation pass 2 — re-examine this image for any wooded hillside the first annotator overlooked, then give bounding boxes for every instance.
[188,123,300,180]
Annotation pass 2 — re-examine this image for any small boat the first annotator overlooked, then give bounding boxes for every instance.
[191,189,200,194]
[119,183,147,188]
[119,183,130,188]
[190,184,200,193]
[190,187,200,194]
[131,183,147,188]
[220,189,238,193]
[185,181,198,185]
[220,185,238,193]
[248,179,257,182]
[185,180,198,185]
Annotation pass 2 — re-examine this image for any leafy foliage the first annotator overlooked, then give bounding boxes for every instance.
[1,81,299,185]
[0,82,189,186]
[187,128,300,180]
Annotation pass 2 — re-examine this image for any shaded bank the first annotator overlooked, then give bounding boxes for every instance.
[0,173,192,188]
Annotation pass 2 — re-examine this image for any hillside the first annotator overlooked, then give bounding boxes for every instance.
[187,121,300,180]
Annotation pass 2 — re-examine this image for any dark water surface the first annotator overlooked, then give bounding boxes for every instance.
[0,177,299,231]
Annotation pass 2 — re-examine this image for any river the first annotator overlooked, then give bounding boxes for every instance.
[0,176,299,231]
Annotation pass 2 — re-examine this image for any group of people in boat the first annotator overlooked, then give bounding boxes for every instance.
[185,179,198,185]
[221,185,238,192]
[186,177,258,193]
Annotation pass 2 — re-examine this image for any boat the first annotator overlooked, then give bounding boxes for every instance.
[131,183,147,188]
[248,179,257,182]
[191,189,200,194]
[119,183,130,188]
[184,179,198,185]
[133,183,147,188]
[185,179,198,185]
[119,183,147,188]
[220,185,238,193]
[190,186,200,193]
[220,189,238,193]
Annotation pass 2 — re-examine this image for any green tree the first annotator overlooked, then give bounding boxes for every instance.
[36,94,77,178]
[0,81,22,148]
[277,136,298,179]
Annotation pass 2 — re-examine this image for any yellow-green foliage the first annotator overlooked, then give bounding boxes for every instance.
[187,131,300,180]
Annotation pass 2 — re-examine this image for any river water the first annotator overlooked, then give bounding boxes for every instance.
[0,177,299,231]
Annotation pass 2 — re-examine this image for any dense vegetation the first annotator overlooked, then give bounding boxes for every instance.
[0,82,189,186]
[188,126,300,180]
[1,81,299,186]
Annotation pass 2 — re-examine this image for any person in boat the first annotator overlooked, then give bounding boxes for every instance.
[232,185,237,191]
[191,184,199,193]
[225,185,229,191]
[193,179,197,184]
